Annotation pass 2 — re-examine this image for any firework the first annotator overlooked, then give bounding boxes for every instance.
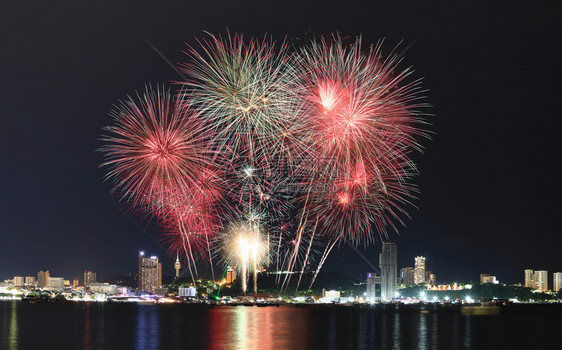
[220,221,269,295]
[289,34,427,245]
[99,32,429,292]
[178,33,302,165]
[100,86,213,211]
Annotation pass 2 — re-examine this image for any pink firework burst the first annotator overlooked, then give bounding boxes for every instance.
[292,34,429,245]
[100,86,213,213]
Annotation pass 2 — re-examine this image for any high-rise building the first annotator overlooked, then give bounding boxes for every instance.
[553,272,562,292]
[25,276,36,286]
[138,251,162,293]
[414,256,426,284]
[37,270,50,288]
[429,273,437,285]
[524,269,534,288]
[174,255,181,278]
[379,242,397,301]
[534,270,548,291]
[225,266,237,283]
[72,277,80,289]
[366,272,382,301]
[13,276,24,287]
[400,267,415,285]
[84,271,97,287]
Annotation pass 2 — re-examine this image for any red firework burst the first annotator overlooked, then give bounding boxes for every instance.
[292,35,428,244]
[100,86,213,213]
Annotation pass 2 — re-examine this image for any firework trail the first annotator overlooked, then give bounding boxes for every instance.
[100,86,220,284]
[289,34,427,246]
[100,33,428,293]
[100,86,213,209]
[179,32,303,165]
[219,221,269,295]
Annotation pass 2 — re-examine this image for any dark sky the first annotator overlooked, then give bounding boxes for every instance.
[1,1,560,284]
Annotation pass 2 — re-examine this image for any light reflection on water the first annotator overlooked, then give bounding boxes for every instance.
[1,302,561,349]
[135,305,160,350]
[9,301,18,350]
[207,306,310,349]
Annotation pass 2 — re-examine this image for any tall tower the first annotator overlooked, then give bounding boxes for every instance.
[138,251,162,292]
[37,270,50,288]
[84,270,96,287]
[553,272,562,292]
[174,254,181,278]
[379,242,397,301]
[524,269,535,288]
[534,270,548,291]
[414,256,426,284]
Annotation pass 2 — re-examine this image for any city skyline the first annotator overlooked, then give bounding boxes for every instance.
[0,1,560,283]
[4,245,562,294]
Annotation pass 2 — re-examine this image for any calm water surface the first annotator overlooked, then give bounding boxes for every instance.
[1,301,559,349]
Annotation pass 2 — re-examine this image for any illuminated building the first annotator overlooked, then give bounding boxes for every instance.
[179,286,197,297]
[414,256,426,284]
[174,254,181,278]
[429,273,437,285]
[47,277,64,289]
[84,271,97,287]
[24,276,36,286]
[534,270,548,291]
[138,251,162,292]
[225,266,237,283]
[90,282,121,295]
[553,272,562,292]
[427,283,465,291]
[480,274,498,284]
[13,276,24,287]
[72,277,79,289]
[322,290,341,298]
[366,272,381,301]
[379,242,397,301]
[400,267,415,285]
[524,269,534,288]
[37,270,50,288]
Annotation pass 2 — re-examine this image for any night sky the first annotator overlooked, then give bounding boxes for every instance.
[1,1,560,284]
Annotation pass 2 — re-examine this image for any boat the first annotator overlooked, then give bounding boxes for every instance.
[460,301,501,315]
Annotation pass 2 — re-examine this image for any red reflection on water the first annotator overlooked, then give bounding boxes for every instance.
[83,303,91,350]
[206,306,310,349]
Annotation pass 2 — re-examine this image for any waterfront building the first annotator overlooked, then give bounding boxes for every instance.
[323,290,341,298]
[90,282,121,295]
[72,277,79,289]
[414,256,426,284]
[534,270,548,291]
[480,274,498,284]
[379,242,397,301]
[225,266,237,283]
[553,272,562,292]
[524,269,534,288]
[366,272,382,301]
[179,286,197,297]
[47,277,64,289]
[37,270,50,288]
[24,276,36,286]
[138,251,162,293]
[174,254,181,278]
[400,267,415,285]
[84,271,97,287]
[13,276,24,287]
[0,280,14,288]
